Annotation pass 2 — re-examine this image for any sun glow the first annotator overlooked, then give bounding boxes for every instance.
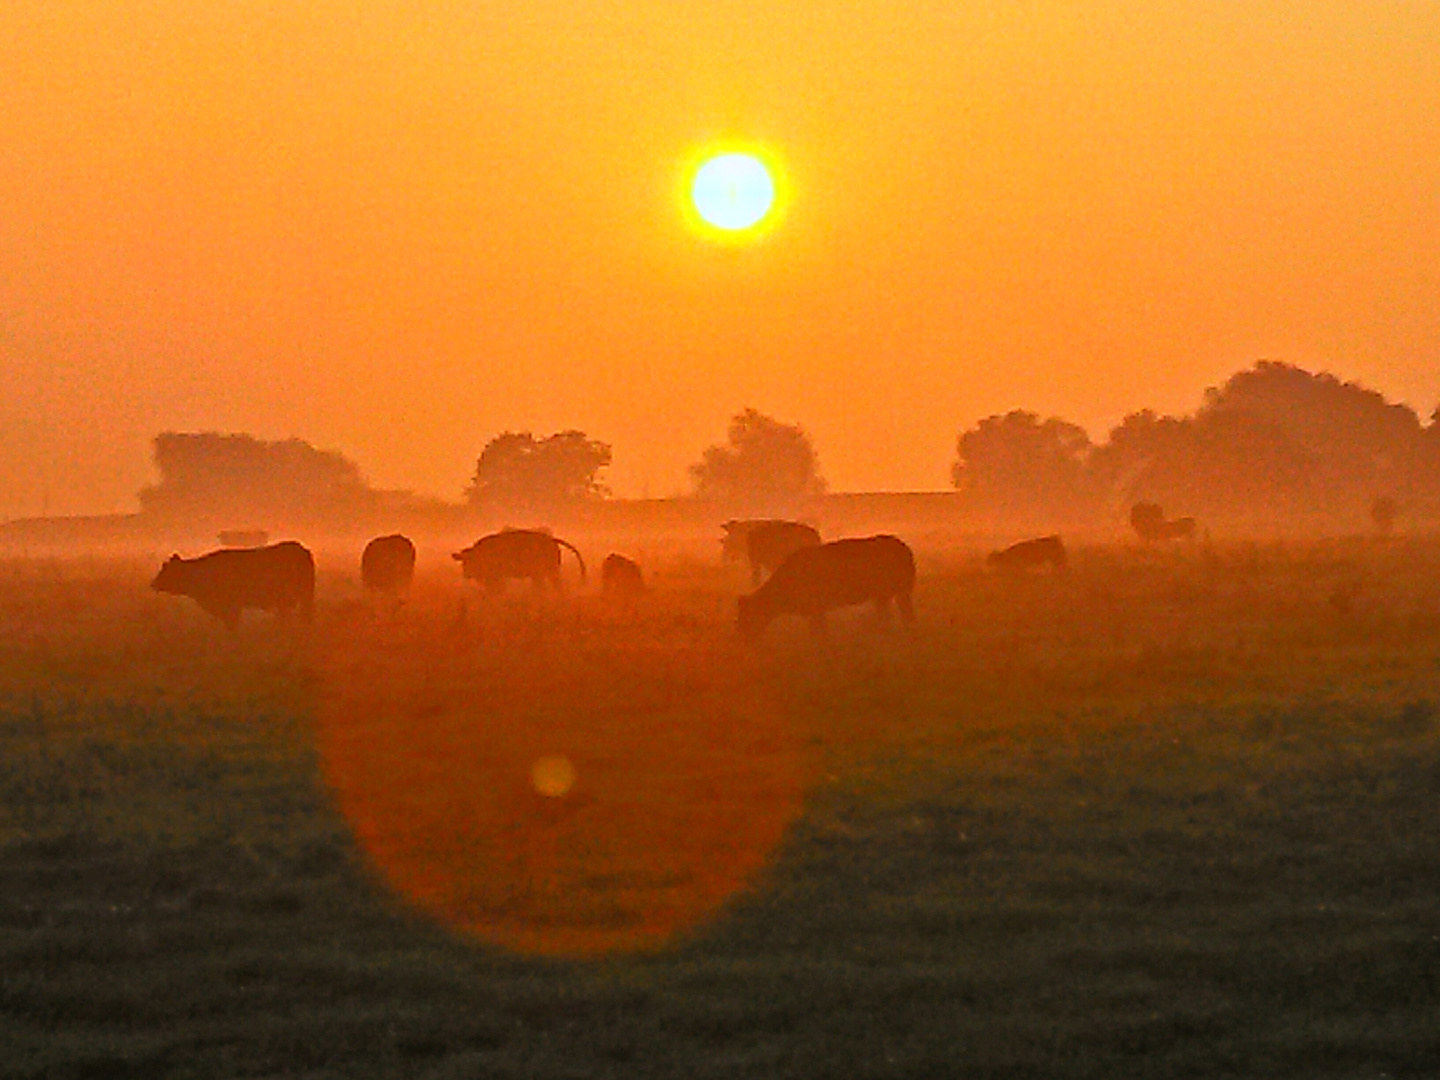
[683,144,787,242]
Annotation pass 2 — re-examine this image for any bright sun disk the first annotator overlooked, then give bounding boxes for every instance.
[691,153,776,232]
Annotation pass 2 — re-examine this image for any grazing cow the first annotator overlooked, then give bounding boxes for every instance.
[987,535,1068,572]
[738,535,916,640]
[601,553,646,603]
[361,534,416,595]
[1130,503,1198,542]
[217,530,268,548]
[151,541,315,629]
[452,529,587,593]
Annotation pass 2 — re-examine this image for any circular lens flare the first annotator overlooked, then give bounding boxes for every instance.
[691,153,775,232]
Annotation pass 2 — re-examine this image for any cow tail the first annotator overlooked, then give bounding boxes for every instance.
[555,538,587,584]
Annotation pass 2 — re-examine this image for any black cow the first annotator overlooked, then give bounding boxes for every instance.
[452,529,586,593]
[738,535,915,640]
[361,534,416,595]
[987,535,1068,572]
[151,541,315,629]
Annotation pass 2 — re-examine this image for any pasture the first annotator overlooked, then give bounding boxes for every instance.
[1,537,1438,1078]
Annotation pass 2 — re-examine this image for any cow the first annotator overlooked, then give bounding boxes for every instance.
[151,541,315,629]
[719,519,822,585]
[452,529,586,593]
[987,535,1068,572]
[738,535,916,641]
[745,520,822,586]
[361,534,416,596]
[1130,502,1198,542]
[601,553,646,605]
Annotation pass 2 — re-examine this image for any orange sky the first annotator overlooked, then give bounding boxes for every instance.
[3,1,1438,516]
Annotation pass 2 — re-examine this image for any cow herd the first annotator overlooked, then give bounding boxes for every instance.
[150,503,1198,638]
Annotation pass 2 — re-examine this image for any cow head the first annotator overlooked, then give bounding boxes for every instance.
[151,554,185,594]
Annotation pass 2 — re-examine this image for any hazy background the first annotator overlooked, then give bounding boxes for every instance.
[3,0,1437,517]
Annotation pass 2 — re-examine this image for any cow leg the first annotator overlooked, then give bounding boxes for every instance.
[485,576,505,597]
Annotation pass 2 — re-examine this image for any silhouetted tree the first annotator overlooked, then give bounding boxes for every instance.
[1091,363,1435,526]
[951,411,1094,518]
[465,431,611,513]
[139,432,373,526]
[690,409,826,513]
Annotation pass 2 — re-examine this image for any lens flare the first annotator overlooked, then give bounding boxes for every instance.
[316,617,806,958]
[531,755,576,798]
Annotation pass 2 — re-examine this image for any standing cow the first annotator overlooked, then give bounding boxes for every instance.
[738,535,916,640]
[452,529,587,593]
[151,541,315,629]
[720,519,822,586]
[361,534,416,596]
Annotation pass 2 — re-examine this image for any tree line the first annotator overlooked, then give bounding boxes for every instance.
[138,363,1440,531]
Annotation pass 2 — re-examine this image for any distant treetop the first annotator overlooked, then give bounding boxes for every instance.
[689,408,826,514]
[465,431,612,513]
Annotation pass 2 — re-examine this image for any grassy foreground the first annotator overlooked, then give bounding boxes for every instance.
[1,539,1438,1079]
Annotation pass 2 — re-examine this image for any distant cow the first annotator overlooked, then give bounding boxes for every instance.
[1130,503,1197,542]
[361,534,416,595]
[452,529,587,593]
[987,535,1068,572]
[745,521,822,586]
[601,553,645,603]
[217,530,268,548]
[738,535,916,640]
[151,541,315,629]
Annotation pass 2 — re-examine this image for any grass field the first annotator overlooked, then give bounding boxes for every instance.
[1,538,1438,1079]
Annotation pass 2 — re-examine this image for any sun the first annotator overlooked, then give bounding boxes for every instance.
[692,153,774,231]
[682,144,787,242]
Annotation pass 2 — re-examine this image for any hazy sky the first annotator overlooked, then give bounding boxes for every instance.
[3,1,1438,516]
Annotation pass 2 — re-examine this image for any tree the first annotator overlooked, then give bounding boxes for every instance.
[139,432,373,526]
[689,409,826,513]
[951,411,1094,517]
[465,431,611,512]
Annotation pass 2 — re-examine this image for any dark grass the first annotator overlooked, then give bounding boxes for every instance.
[1,541,1438,1078]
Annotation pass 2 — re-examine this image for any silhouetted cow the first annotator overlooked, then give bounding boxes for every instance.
[601,553,645,603]
[745,520,822,586]
[1130,503,1197,542]
[987,535,1068,572]
[738,535,915,640]
[452,529,586,593]
[361,534,416,595]
[152,541,315,629]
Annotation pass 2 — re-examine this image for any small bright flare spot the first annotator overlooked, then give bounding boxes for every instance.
[691,153,775,231]
[531,755,576,798]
